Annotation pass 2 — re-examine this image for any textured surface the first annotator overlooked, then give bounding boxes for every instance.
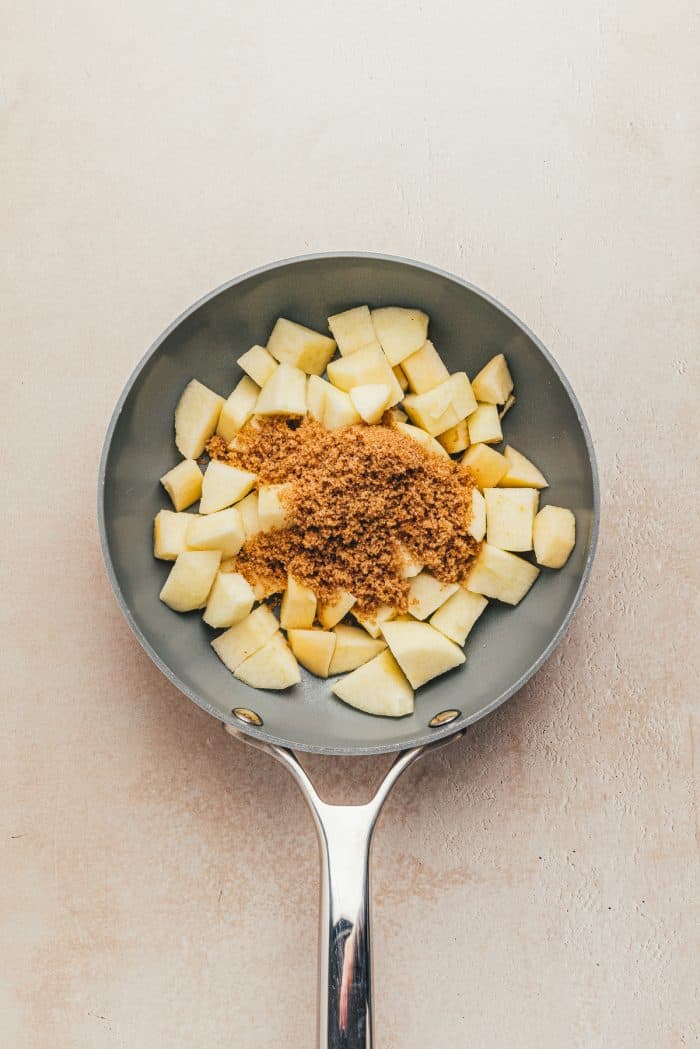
[2,2,698,1047]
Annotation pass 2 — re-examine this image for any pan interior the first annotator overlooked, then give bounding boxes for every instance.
[100,255,597,754]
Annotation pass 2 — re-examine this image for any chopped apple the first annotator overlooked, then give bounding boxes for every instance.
[258,483,293,532]
[160,459,203,511]
[326,344,403,405]
[186,507,245,557]
[323,382,361,429]
[468,488,486,541]
[353,605,396,638]
[332,650,413,717]
[237,490,260,538]
[317,590,356,629]
[499,394,516,420]
[328,624,387,674]
[393,364,408,391]
[153,509,195,560]
[350,383,392,424]
[288,628,336,677]
[255,362,307,416]
[401,340,449,393]
[370,307,429,365]
[199,461,256,514]
[407,571,459,620]
[467,404,503,445]
[485,488,539,552]
[327,305,377,356]
[217,377,259,442]
[211,604,280,671]
[403,381,457,436]
[234,632,301,689]
[533,505,576,568]
[307,374,328,421]
[499,446,548,489]
[466,543,539,605]
[395,422,450,458]
[462,443,509,489]
[380,620,465,688]
[430,587,488,646]
[437,419,470,454]
[159,550,221,612]
[266,317,336,375]
[280,574,317,629]
[471,353,514,404]
[237,345,278,387]
[202,571,255,628]
[396,542,423,579]
[448,373,478,420]
[175,380,224,459]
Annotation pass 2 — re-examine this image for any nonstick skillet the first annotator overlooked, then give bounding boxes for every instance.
[98,252,599,1048]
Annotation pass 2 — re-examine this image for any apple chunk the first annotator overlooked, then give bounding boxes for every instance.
[380,620,465,688]
[466,543,539,605]
[499,446,548,489]
[267,318,336,375]
[471,354,514,404]
[237,491,260,538]
[533,505,576,568]
[332,650,414,717]
[462,443,509,489]
[199,461,256,514]
[217,376,260,442]
[211,604,279,671]
[437,419,470,454]
[159,550,221,612]
[353,604,396,639]
[323,382,361,429]
[288,629,336,677]
[153,509,194,560]
[401,340,449,393]
[430,588,488,646]
[160,459,202,511]
[485,488,539,551]
[328,624,387,674]
[258,483,293,531]
[235,632,301,689]
[407,572,459,620]
[202,571,255,628]
[467,404,503,445]
[350,383,392,424]
[280,574,317,629]
[237,345,278,387]
[327,344,403,405]
[186,506,245,557]
[395,422,450,458]
[317,590,356,629]
[175,379,224,459]
[327,305,377,356]
[255,362,307,416]
[468,488,486,541]
[370,307,429,365]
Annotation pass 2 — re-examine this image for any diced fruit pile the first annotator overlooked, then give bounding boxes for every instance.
[154,306,577,718]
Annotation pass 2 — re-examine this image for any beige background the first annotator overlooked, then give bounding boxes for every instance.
[2,2,698,1046]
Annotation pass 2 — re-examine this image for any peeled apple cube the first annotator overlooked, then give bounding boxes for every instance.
[403,381,458,436]
[327,305,377,356]
[199,461,257,514]
[202,571,255,628]
[353,605,396,639]
[430,588,488,646]
[395,422,450,458]
[288,628,336,677]
[447,373,478,421]
[280,574,317,630]
[234,632,301,689]
[255,362,307,417]
[350,383,393,424]
[323,382,362,429]
[499,446,548,489]
[396,542,423,579]
[258,483,293,532]
[153,509,194,560]
[211,604,280,671]
[466,543,539,605]
[186,507,245,557]
[462,443,509,489]
[266,317,336,375]
[393,364,408,391]
[468,488,486,541]
[175,379,224,459]
[533,505,576,568]
[407,571,459,620]
[237,345,278,387]
[307,375,328,421]
[237,490,261,538]
[485,488,539,552]
[326,344,403,406]
[471,353,514,405]
[159,550,221,612]
[467,404,503,445]
[370,307,429,365]
[380,620,465,689]
[332,649,414,717]
[317,590,356,629]
[437,419,470,454]
[217,376,260,441]
[401,340,450,394]
[160,459,202,511]
[328,624,387,674]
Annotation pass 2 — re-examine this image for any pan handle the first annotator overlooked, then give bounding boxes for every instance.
[226,727,463,1049]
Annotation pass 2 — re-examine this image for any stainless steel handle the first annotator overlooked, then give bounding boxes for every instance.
[226,726,463,1048]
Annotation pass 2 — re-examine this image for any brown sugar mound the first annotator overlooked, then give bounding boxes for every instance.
[207,416,480,614]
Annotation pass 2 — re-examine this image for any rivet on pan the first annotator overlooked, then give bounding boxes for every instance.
[232,707,264,727]
[429,709,461,728]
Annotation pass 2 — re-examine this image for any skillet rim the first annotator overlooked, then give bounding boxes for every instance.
[97,251,600,755]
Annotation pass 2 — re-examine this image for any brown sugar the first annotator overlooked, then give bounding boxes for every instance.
[206,416,480,614]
